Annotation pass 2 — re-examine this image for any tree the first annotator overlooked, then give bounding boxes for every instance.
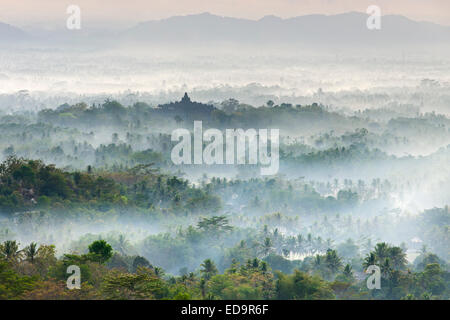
[415,253,445,271]
[388,246,407,270]
[31,245,57,277]
[23,279,97,300]
[343,264,353,277]
[325,249,343,275]
[199,278,206,298]
[260,238,273,257]
[314,255,322,268]
[200,259,218,280]
[336,239,359,259]
[336,264,355,283]
[381,258,392,279]
[374,242,390,262]
[132,256,152,273]
[153,267,165,277]
[0,240,22,263]
[116,234,130,255]
[88,240,113,263]
[276,270,334,300]
[363,252,376,271]
[365,243,408,272]
[0,260,36,299]
[101,267,164,300]
[197,216,233,234]
[24,242,39,264]
[12,164,35,185]
[419,263,446,296]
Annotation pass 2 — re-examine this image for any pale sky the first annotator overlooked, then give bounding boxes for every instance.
[1,0,449,28]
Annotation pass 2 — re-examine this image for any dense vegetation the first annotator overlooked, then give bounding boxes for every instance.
[0,95,448,300]
[1,237,448,300]
[0,156,220,214]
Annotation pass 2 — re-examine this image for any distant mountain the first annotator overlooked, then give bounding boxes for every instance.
[0,22,29,42]
[1,12,449,47]
[122,12,450,46]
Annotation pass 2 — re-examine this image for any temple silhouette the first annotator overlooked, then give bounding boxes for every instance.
[157,93,216,119]
[181,92,191,103]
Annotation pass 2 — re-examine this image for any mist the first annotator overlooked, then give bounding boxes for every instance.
[0,11,448,300]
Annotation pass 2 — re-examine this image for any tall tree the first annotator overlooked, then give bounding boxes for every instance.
[88,240,113,263]
[0,240,22,263]
[325,249,343,274]
[374,242,390,262]
[388,246,407,270]
[363,252,377,270]
[24,242,39,264]
[260,238,273,257]
[200,259,218,280]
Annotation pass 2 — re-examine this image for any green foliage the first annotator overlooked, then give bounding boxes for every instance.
[101,267,165,300]
[88,240,113,263]
[0,260,36,299]
[0,95,448,301]
[0,240,22,262]
[197,216,233,234]
[276,270,334,300]
[0,236,448,300]
[0,156,221,215]
[363,243,407,271]
[263,254,293,274]
[201,259,218,280]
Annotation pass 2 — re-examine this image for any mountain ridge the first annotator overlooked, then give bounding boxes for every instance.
[1,12,449,46]
[0,21,30,42]
[122,11,450,45]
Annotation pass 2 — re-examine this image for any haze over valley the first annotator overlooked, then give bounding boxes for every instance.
[0,9,448,300]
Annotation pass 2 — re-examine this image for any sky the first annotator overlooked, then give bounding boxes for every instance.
[1,0,449,29]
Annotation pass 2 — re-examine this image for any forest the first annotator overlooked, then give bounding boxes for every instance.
[0,94,448,300]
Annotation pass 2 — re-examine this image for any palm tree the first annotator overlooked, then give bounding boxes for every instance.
[363,252,376,271]
[260,261,268,273]
[374,242,390,262]
[381,258,392,278]
[306,233,313,254]
[0,240,22,262]
[296,234,304,254]
[314,254,322,269]
[153,266,165,277]
[200,259,218,280]
[343,264,353,279]
[199,278,206,298]
[24,242,40,263]
[325,249,343,274]
[259,237,273,257]
[362,238,372,255]
[197,216,233,234]
[286,236,296,253]
[388,246,407,270]
[180,274,188,286]
[262,225,269,237]
[315,236,323,253]
[117,234,129,255]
